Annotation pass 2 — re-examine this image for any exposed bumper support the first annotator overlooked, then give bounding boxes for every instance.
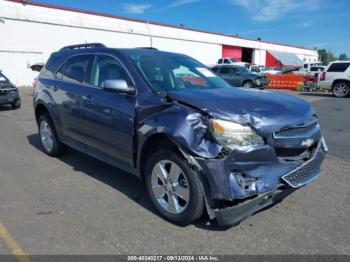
[214,186,295,227]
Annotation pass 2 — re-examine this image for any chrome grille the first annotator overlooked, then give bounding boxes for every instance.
[281,142,323,188]
[274,118,319,138]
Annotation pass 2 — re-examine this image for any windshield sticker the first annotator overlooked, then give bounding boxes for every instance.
[196,68,216,78]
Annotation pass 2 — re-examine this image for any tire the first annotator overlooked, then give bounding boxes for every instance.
[11,99,21,109]
[332,82,350,98]
[145,149,204,225]
[243,80,253,88]
[38,113,67,156]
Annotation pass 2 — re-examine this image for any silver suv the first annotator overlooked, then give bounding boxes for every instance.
[320,60,350,97]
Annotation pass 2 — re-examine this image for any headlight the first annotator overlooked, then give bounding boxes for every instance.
[9,89,18,96]
[210,119,264,150]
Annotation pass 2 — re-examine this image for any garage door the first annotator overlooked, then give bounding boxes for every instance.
[222,45,242,61]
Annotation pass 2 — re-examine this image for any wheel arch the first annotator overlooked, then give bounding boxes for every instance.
[35,102,50,124]
[332,79,350,88]
[138,133,182,181]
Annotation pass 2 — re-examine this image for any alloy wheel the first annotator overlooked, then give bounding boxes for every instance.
[40,120,54,152]
[151,160,190,214]
[334,83,349,97]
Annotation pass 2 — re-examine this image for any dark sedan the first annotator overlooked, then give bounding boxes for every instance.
[212,65,268,89]
[0,71,21,109]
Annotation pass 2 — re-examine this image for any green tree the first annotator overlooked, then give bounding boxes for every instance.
[338,53,349,60]
[317,49,336,65]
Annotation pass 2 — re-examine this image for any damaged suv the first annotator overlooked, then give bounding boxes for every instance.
[33,44,327,227]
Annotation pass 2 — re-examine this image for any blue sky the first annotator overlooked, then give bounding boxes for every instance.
[34,0,349,56]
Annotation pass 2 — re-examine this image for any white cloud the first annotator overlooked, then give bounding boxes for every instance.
[229,0,321,21]
[159,0,201,11]
[301,22,312,27]
[123,3,152,14]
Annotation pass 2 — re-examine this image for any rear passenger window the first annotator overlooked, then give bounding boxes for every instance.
[57,55,91,83]
[224,59,230,64]
[90,55,132,88]
[328,63,350,72]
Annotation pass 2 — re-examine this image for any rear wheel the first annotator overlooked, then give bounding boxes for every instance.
[38,114,67,156]
[332,82,349,98]
[145,149,204,225]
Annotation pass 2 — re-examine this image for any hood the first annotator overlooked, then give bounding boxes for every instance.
[167,87,315,135]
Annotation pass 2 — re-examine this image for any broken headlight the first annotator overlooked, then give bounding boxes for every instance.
[210,119,264,150]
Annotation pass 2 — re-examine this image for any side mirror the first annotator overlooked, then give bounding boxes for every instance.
[102,79,134,94]
[30,63,44,72]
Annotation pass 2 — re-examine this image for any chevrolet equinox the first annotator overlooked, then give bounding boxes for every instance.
[33,43,327,227]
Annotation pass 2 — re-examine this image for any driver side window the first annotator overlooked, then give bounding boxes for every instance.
[90,55,131,88]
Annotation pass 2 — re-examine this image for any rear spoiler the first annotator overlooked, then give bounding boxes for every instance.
[30,63,44,72]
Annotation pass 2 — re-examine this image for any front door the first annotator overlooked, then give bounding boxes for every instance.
[80,54,136,166]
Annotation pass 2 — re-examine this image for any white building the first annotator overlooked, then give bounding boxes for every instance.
[0,0,319,86]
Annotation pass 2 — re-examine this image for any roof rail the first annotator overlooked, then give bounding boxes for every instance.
[135,47,159,50]
[59,43,106,51]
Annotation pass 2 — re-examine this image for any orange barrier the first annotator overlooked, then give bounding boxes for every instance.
[267,74,306,90]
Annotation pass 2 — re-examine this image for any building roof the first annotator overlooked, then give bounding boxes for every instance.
[5,0,314,51]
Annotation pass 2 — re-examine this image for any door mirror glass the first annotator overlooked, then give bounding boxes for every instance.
[102,79,134,94]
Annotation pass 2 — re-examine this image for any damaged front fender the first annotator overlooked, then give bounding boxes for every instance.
[137,104,222,160]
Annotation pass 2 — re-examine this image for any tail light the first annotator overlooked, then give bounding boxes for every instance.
[320,72,326,81]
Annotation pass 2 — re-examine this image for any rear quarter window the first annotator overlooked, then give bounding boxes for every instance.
[327,63,350,72]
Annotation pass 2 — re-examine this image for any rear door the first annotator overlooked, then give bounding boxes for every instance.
[55,54,94,143]
[79,54,136,166]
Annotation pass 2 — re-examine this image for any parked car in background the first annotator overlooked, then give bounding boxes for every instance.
[217,57,248,67]
[249,65,281,75]
[294,65,325,77]
[0,71,21,109]
[303,62,324,72]
[212,65,268,89]
[33,43,327,227]
[320,60,350,97]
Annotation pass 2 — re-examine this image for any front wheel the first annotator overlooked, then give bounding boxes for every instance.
[333,82,349,98]
[243,80,253,88]
[145,149,204,225]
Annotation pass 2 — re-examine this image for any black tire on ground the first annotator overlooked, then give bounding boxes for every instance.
[11,99,21,109]
[38,113,67,156]
[144,149,204,226]
[332,82,350,98]
[243,80,253,88]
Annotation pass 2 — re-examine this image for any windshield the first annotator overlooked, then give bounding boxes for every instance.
[129,53,231,92]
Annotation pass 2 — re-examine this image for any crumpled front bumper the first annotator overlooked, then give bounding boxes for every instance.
[214,186,295,227]
[195,137,327,227]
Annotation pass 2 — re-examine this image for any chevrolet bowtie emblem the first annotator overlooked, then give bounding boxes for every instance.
[301,138,314,147]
